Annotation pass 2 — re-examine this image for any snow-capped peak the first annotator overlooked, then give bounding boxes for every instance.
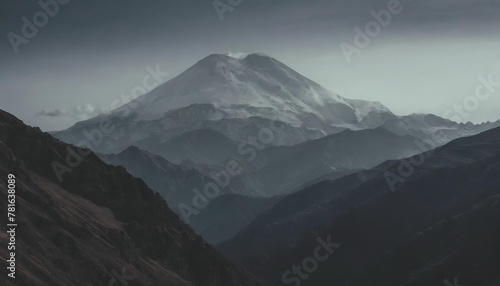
[113,53,393,132]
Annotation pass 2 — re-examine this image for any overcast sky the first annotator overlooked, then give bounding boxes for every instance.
[1,0,500,131]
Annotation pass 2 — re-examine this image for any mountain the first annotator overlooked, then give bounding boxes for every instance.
[155,127,420,198]
[50,53,394,154]
[96,128,422,244]
[134,128,241,165]
[220,126,500,285]
[101,126,421,200]
[242,127,421,196]
[189,193,283,245]
[98,145,280,244]
[0,109,269,286]
[208,127,422,197]
[97,145,222,208]
[52,53,499,171]
[381,113,500,144]
[111,53,393,132]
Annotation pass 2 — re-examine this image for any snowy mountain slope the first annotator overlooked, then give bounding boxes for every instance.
[52,53,500,162]
[52,53,396,154]
[122,53,393,129]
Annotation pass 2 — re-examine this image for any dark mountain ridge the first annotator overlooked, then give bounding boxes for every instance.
[0,109,269,286]
[220,126,500,285]
[98,145,281,244]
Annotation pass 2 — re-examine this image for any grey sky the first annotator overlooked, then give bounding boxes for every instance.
[1,0,499,131]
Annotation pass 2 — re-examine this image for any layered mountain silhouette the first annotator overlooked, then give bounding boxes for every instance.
[97,145,222,208]
[95,127,426,244]
[240,127,421,196]
[188,193,282,245]
[97,145,281,244]
[0,110,269,286]
[49,53,500,253]
[10,52,500,286]
[134,128,241,165]
[220,126,500,286]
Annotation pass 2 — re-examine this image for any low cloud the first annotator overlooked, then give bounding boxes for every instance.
[38,110,68,117]
[37,104,103,121]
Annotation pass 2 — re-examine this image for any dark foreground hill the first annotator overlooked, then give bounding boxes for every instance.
[0,110,269,286]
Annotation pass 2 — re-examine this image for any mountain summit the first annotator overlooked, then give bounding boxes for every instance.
[115,53,393,130]
[53,53,499,157]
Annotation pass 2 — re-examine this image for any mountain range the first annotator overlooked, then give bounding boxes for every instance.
[97,145,281,244]
[4,52,500,285]
[50,53,500,249]
[220,125,500,286]
[53,53,500,159]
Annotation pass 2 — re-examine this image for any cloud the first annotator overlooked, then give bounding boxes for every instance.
[37,110,68,117]
[37,104,102,121]
[225,51,248,59]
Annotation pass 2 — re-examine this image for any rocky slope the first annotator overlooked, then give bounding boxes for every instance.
[0,109,269,286]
